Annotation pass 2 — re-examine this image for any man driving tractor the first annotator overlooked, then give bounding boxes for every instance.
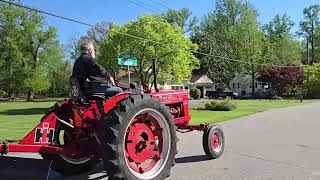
[71,41,122,98]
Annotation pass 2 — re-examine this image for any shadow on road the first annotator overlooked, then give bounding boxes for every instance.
[0,108,48,115]
[0,154,210,179]
[175,155,209,164]
[0,156,49,180]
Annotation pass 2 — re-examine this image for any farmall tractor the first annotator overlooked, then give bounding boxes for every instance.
[0,60,225,180]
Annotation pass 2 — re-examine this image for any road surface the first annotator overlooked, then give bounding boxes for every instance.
[1,102,320,180]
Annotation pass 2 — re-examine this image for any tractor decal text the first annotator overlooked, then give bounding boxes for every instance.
[34,122,55,143]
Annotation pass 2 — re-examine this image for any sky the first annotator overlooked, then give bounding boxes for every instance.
[20,0,320,45]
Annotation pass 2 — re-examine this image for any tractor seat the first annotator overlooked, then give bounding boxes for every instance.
[85,92,106,100]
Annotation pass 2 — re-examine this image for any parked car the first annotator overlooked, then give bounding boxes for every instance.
[206,87,238,99]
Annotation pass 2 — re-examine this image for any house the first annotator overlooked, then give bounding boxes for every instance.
[118,70,141,86]
[229,72,266,97]
[184,74,216,98]
[118,69,216,98]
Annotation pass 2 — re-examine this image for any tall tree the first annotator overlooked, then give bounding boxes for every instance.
[299,4,320,64]
[99,15,199,88]
[192,0,264,90]
[67,21,112,61]
[235,3,264,96]
[264,14,302,65]
[163,8,198,34]
[0,2,59,100]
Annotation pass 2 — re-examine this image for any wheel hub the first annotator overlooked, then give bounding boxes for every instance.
[124,110,169,177]
[126,123,157,163]
[211,132,220,150]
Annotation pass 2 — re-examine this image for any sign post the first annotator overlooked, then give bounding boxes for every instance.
[117,53,139,84]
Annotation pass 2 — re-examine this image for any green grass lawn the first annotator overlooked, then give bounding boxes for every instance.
[189,99,317,125]
[189,109,259,125]
[0,101,57,142]
[0,99,317,141]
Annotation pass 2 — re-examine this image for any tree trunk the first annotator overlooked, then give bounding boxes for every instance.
[311,23,315,64]
[251,64,255,98]
[27,91,33,101]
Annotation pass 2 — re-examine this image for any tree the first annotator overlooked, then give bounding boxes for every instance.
[264,14,295,40]
[263,14,302,65]
[67,21,112,61]
[259,66,304,96]
[192,0,264,89]
[163,8,198,34]
[0,2,61,100]
[99,15,199,87]
[235,3,264,97]
[86,21,112,46]
[39,43,72,96]
[299,4,320,64]
[304,63,320,97]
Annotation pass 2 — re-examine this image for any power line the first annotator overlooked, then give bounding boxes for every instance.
[135,0,162,13]
[0,0,304,68]
[127,0,159,13]
[148,0,171,10]
[0,0,93,27]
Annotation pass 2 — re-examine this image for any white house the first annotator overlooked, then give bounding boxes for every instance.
[229,72,266,97]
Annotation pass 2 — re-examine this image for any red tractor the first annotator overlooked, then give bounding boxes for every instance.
[0,61,225,180]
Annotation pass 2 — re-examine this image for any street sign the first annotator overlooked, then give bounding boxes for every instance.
[117,58,139,67]
[117,53,139,84]
[117,53,139,67]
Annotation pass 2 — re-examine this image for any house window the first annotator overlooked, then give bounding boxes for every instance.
[233,83,235,89]
[255,82,258,88]
[238,83,240,89]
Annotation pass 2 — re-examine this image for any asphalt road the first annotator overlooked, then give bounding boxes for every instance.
[1,102,320,180]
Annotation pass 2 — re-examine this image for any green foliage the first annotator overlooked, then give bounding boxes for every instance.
[0,2,59,98]
[304,63,320,98]
[99,15,199,85]
[202,99,236,111]
[39,44,72,96]
[192,0,264,83]
[299,4,320,64]
[24,66,51,93]
[163,8,198,34]
[264,14,302,65]
[189,87,201,99]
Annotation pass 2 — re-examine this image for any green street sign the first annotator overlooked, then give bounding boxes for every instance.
[117,58,139,67]
[117,53,139,67]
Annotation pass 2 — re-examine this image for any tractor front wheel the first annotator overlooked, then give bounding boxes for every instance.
[99,94,178,180]
[202,124,224,159]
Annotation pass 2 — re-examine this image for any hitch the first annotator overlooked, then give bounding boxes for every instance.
[0,141,8,155]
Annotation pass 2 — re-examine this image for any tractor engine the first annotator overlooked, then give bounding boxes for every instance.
[168,103,184,118]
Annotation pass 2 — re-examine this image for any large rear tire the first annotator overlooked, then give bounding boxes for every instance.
[99,94,178,180]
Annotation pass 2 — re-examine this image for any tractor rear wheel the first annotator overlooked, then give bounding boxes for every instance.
[202,124,224,159]
[99,94,178,180]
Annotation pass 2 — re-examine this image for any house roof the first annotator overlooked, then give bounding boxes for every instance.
[189,74,214,84]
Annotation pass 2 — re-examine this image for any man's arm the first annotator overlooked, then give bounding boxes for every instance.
[109,76,116,86]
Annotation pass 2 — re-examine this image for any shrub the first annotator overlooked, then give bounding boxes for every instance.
[189,87,201,99]
[201,98,236,111]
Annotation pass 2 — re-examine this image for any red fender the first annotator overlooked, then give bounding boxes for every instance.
[104,92,133,114]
